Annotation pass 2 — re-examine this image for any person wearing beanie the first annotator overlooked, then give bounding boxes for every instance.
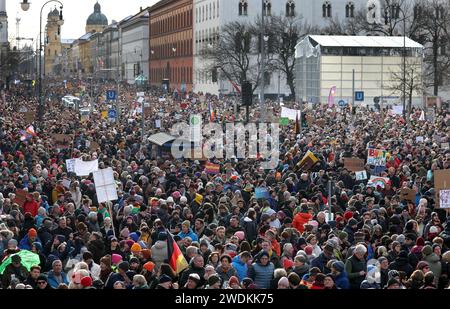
[311,242,334,274]
[344,218,358,244]
[111,254,123,266]
[36,274,52,290]
[156,274,174,289]
[183,273,201,289]
[130,242,142,255]
[178,220,198,242]
[331,261,350,289]
[228,276,241,289]
[277,276,289,289]
[80,276,93,289]
[18,228,41,251]
[104,261,131,289]
[385,278,400,289]
[421,245,442,285]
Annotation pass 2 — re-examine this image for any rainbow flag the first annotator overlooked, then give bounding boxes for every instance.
[205,162,220,174]
[167,231,188,274]
[20,125,37,142]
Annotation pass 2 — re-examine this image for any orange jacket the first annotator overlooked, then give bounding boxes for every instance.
[293,212,313,234]
[271,239,281,257]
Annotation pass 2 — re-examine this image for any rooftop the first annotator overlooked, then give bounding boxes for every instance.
[306,35,423,49]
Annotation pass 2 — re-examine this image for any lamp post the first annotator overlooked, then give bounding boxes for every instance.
[38,0,64,126]
[259,0,266,123]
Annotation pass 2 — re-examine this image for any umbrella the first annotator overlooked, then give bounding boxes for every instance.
[0,250,41,274]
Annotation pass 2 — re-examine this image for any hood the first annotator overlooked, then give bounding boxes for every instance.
[153,240,167,250]
[232,255,244,265]
[424,253,440,263]
[294,264,309,273]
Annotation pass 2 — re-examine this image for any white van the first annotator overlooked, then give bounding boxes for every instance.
[62,95,80,109]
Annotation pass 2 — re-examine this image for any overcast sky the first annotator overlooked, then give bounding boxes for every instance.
[6,0,159,47]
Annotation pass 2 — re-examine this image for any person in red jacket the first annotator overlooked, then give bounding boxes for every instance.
[293,205,313,234]
[23,193,39,217]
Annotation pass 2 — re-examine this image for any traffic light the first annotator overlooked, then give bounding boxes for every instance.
[241,81,252,106]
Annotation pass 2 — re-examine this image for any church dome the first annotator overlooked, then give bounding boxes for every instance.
[86,2,108,26]
[48,8,59,19]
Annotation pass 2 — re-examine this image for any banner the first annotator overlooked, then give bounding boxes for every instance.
[93,167,118,203]
[74,159,99,176]
[344,158,365,172]
[205,162,220,174]
[52,134,73,149]
[281,107,300,120]
[435,169,450,208]
[279,117,289,126]
[255,187,270,199]
[65,158,79,173]
[367,176,390,188]
[439,189,450,209]
[367,149,388,166]
[296,150,319,171]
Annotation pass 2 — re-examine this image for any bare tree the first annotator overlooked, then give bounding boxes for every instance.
[388,57,423,119]
[200,21,261,94]
[265,15,311,98]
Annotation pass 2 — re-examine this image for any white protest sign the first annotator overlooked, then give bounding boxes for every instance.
[65,158,79,173]
[155,119,161,128]
[416,136,424,143]
[281,107,300,120]
[355,170,368,181]
[439,189,450,209]
[93,167,118,203]
[62,179,71,189]
[442,143,449,150]
[137,97,144,104]
[136,92,145,97]
[392,105,403,115]
[74,159,99,176]
[158,97,166,102]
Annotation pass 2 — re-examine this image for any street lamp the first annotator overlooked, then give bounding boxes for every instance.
[20,0,30,11]
[38,1,64,126]
[384,5,406,121]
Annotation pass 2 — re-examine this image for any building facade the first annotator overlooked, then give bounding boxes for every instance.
[149,0,194,92]
[193,0,369,96]
[86,2,108,34]
[120,8,150,84]
[295,35,424,106]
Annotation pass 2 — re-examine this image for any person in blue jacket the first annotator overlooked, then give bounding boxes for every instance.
[177,220,198,242]
[47,259,69,288]
[331,261,350,289]
[19,228,41,251]
[232,251,251,282]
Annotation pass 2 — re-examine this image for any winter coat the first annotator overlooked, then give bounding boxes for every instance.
[23,200,39,217]
[360,280,381,289]
[248,261,274,289]
[344,225,355,245]
[179,264,206,287]
[293,212,312,234]
[345,255,367,289]
[334,271,350,289]
[241,217,257,243]
[47,270,69,288]
[422,253,442,283]
[18,235,42,251]
[293,265,309,279]
[389,256,414,278]
[87,239,105,264]
[215,265,237,282]
[1,264,29,288]
[311,252,332,274]
[232,255,248,281]
[177,228,198,242]
[151,240,169,270]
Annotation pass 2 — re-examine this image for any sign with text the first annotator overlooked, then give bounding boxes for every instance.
[367,149,388,166]
[344,158,365,172]
[93,167,118,203]
[51,134,73,149]
[255,187,270,199]
[435,169,450,208]
[400,188,416,202]
[355,170,368,181]
[367,176,390,188]
[439,189,450,209]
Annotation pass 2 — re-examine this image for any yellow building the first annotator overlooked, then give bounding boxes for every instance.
[44,8,62,76]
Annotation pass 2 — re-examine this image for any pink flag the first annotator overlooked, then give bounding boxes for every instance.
[328,86,337,108]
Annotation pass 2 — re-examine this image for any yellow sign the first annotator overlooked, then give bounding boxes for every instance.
[101,111,108,119]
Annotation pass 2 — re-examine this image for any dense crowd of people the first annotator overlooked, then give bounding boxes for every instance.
[0,79,449,289]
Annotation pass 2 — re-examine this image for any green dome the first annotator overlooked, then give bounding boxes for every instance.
[86,2,108,26]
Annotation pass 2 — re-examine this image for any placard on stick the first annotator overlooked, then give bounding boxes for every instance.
[434,169,450,208]
[344,158,365,172]
[400,188,416,202]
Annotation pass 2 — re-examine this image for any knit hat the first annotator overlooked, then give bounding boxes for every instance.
[118,261,130,271]
[416,237,425,247]
[348,218,358,226]
[416,261,429,271]
[332,261,345,273]
[141,249,152,260]
[344,211,353,221]
[354,231,365,243]
[422,245,432,256]
[228,276,240,287]
[234,231,245,241]
[143,261,155,272]
[338,231,348,241]
[131,243,142,253]
[396,234,405,244]
[159,274,172,284]
[182,220,191,228]
[283,259,294,270]
[129,232,139,242]
[208,274,221,287]
[28,228,37,238]
[297,237,307,247]
[386,278,400,288]
[158,232,168,241]
[278,276,289,288]
[323,243,334,254]
[304,245,313,256]
[111,254,122,265]
[80,276,93,287]
[188,273,201,285]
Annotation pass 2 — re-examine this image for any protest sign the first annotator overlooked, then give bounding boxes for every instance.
[93,167,118,203]
[355,171,368,181]
[435,169,450,208]
[296,151,319,171]
[205,162,220,174]
[344,158,365,172]
[51,134,73,149]
[74,159,99,176]
[255,187,270,199]
[279,117,289,126]
[367,176,390,188]
[65,158,79,173]
[281,107,300,120]
[400,188,416,202]
[439,190,450,209]
[367,149,388,166]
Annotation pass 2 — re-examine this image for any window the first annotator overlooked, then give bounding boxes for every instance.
[196,7,198,23]
[346,2,354,18]
[286,0,295,17]
[213,2,215,18]
[263,0,271,16]
[206,4,209,20]
[323,2,331,18]
[217,0,219,17]
[209,3,212,19]
[436,6,444,20]
[264,71,271,86]
[239,0,248,16]
[390,4,400,19]
[441,39,447,55]
[413,5,422,19]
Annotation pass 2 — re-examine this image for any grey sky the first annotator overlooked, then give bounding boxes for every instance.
[6,0,158,47]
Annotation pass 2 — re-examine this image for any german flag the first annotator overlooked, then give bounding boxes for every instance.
[167,231,188,274]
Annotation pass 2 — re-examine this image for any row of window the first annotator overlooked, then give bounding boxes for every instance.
[150,66,192,84]
[195,0,219,23]
[150,10,192,36]
[195,27,220,53]
[196,69,272,86]
[150,39,193,59]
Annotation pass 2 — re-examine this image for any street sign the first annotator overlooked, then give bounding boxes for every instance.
[108,109,117,119]
[338,100,347,107]
[106,90,117,101]
[355,91,364,101]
